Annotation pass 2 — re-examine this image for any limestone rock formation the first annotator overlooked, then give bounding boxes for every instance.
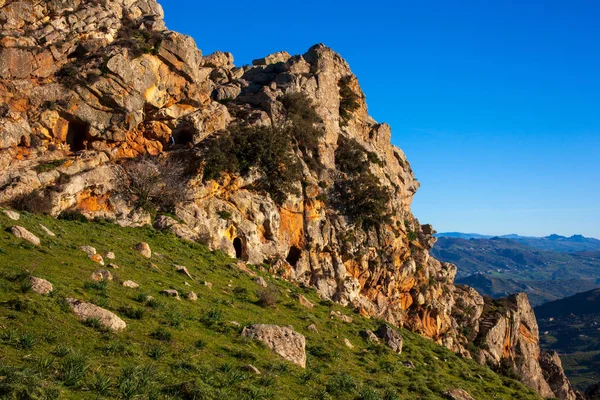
[0,0,577,396]
[242,324,306,368]
[122,280,139,288]
[376,324,403,353]
[539,350,579,400]
[66,298,126,331]
[135,242,151,258]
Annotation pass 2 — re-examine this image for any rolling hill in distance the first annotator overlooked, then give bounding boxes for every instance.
[431,235,600,306]
[535,288,600,391]
[436,232,600,253]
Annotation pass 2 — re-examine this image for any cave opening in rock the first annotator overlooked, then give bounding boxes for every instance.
[173,129,194,145]
[286,246,302,267]
[66,119,89,151]
[233,237,244,260]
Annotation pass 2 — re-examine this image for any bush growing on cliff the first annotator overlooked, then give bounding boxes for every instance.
[333,136,392,228]
[338,76,362,127]
[280,92,324,158]
[119,156,186,213]
[201,125,301,205]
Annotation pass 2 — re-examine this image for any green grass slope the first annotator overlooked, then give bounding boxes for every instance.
[0,211,542,399]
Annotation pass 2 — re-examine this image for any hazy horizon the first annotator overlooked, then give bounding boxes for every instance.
[161,0,600,238]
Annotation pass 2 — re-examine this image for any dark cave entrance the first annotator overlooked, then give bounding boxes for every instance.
[173,129,194,145]
[233,237,244,260]
[66,119,89,152]
[286,246,302,267]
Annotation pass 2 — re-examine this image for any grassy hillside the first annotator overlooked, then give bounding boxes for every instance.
[0,211,542,399]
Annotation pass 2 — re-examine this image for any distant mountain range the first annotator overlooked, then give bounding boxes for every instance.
[431,236,600,306]
[535,288,600,390]
[436,232,600,253]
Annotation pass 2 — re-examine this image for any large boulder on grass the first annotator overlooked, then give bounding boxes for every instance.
[10,226,40,245]
[66,298,126,332]
[242,324,306,368]
[376,324,403,353]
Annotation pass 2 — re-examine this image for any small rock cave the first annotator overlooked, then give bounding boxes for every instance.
[66,119,89,152]
[233,237,245,260]
[173,129,194,145]
[286,246,302,267]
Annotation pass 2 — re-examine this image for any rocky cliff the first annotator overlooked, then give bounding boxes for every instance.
[0,0,580,398]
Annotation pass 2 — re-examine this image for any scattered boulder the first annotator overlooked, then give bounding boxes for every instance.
[160,289,181,300]
[66,298,126,332]
[297,294,314,309]
[10,226,40,245]
[330,310,353,323]
[443,388,475,400]
[307,324,319,333]
[242,324,306,368]
[79,246,96,256]
[104,251,115,260]
[122,280,139,288]
[187,291,198,301]
[204,281,213,289]
[376,324,403,353]
[344,338,354,349]
[39,224,55,237]
[107,263,120,269]
[135,242,151,258]
[402,360,415,368]
[175,265,192,279]
[29,276,53,295]
[90,269,112,281]
[360,330,380,344]
[255,276,268,287]
[89,254,104,265]
[246,364,261,375]
[3,209,20,220]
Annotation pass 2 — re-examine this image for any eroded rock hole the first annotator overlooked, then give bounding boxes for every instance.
[286,246,302,267]
[233,237,244,260]
[174,129,194,145]
[66,119,89,151]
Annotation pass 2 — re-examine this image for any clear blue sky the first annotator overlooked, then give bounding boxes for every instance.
[161,0,600,238]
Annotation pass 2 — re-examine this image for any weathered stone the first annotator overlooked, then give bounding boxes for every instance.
[443,388,475,400]
[89,254,104,265]
[255,276,268,288]
[330,310,353,323]
[160,289,181,300]
[376,324,403,353]
[3,209,19,220]
[175,265,192,278]
[187,291,198,301]
[90,269,112,281]
[39,224,55,237]
[80,246,96,256]
[10,226,40,245]
[203,51,234,69]
[29,276,53,295]
[360,330,380,344]
[307,324,318,333]
[252,51,291,66]
[122,280,139,288]
[135,242,151,258]
[66,298,126,331]
[344,338,354,349]
[104,251,115,260]
[246,364,261,375]
[242,324,306,368]
[297,294,314,309]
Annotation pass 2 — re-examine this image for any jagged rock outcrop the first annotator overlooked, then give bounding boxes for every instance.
[0,0,577,397]
[539,350,580,400]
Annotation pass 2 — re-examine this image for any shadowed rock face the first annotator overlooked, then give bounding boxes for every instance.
[0,0,577,397]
